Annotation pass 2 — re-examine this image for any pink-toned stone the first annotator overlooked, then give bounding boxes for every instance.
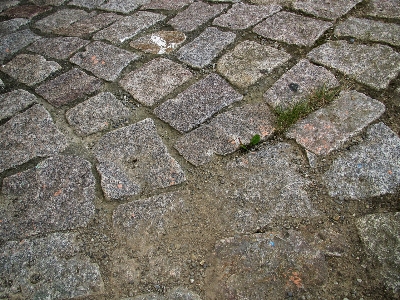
[1,5,51,18]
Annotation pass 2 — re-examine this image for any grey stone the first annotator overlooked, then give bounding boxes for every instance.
[176,27,236,68]
[253,11,332,46]
[99,0,150,13]
[264,59,339,109]
[292,0,362,20]
[125,294,165,300]
[0,89,37,121]
[0,18,29,37]
[93,11,165,44]
[324,123,400,200]
[167,287,201,300]
[36,68,103,107]
[142,0,193,10]
[334,17,400,47]
[307,41,400,90]
[130,30,186,54]
[0,29,40,63]
[0,155,95,242]
[120,57,193,106]
[365,0,400,20]
[0,1,19,13]
[213,2,281,30]
[66,92,131,136]
[168,1,228,32]
[154,73,243,133]
[93,118,185,199]
[287,90,385,155]
[0,233,104,299]
[30,0,67,5]
[70,41,139,81]
[217,40,290,88]
[1,54,61,86]
[1,5,51,19]
[248,0,291,4]
[0,104,68,173]
[0,79,3,87]
[34,8,91,33]
[68,0,105,9]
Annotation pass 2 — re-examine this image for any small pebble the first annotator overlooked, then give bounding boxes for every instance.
[190,278,194,283]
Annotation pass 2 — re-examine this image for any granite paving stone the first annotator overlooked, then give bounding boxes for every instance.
[287,90,385,155]
[30,0,67,5]
[0,1,19,13]
[35,68,103,107]
[70,41,139,81]
[68,0,105,9]
[0,18,29,37]
[93,11,165,44]
[130,31,186,54]
[0,233,104,299]
[125,288,201,300]
[176,27,236,68]
[292,0,363,20]
[34,8,92,33]
[99,0,150,14]
[168,1,228,32]
[324,123,400,200]
[212,2,281,30]
[1,54,61,86]
[308,40,400,90]
[142,0,193,10]
[0,29,40,63]
[249,0,290,4]
[253,11,332,47]
[154,73,243,133]
[334,17,400,47]
[365,0,400,20]
[0,104,68,173]
[66,92,131,136]
[217,40,290,88]
[1,4,51,18]
[0,89,37,121]
[93,118,185,199]
[0,155,96,241]
[120,57,193,106]
[264,59,339,109]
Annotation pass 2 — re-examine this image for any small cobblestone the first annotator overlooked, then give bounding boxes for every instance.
[34,8,92,33]
[142,0,193,10]
[365,0,400,20]
[130,30,186,54]
[1,4,51,19]
[99,0,150,14]
[68,0,105,9]
[0,1,19,13]
[0,18,29,37]
[0,89,37,121]
[30,0,67,5]
[292,0,363,20]
[27,36,89,59]
[0,29,40,63]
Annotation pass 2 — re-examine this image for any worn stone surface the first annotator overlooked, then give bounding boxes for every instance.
[0,104,68,173]
[36,68,103,107]
[93,11,165,44]
[0,1,19,13]
[253,11,332,46]
[168,1,228,32]
[1,4,51,18]
[70,41,138,81]
[292,0,362,20]
[120,57,193,106]
[142,0,193,10]
[0,89,37,121]
[217,40,290,88]
[121,287,200,300]
[66,92,131,136]
[27,36,89,59]
[130,31,186,54]
[155,73,243,133]
[68,0,105,9]
[30,0,67,5]
[176,27,236,68]
[34,8,91,33]
[93,118,185,199]
[287,90,385,155]
[0,29,40,63]
[0,18,29,37]
[264,59,339,109]
[1,54,61,86]
[365,0,400,20]
[324,123,400,200]
[308,40,400,90]
[0,233,104,299]
[99,0,150,14]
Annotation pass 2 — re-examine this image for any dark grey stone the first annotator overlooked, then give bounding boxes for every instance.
[0,29,40,63]
[0,89,37,121]
[0,18,29,37]
[34,8,92,33]
[0,1,19,13]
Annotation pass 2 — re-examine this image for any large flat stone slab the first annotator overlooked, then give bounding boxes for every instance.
[0,89,37,121]
[0,29,40,63]
[324,123,400,199]
[98,0,150,13]
[0,18,29,37]
[0,155,95,242]
[93,118,185,199]
[365,0,400,20]
[176,27,236,68]
[120,57,193,106]
[154,73,243,133]
[130,30,186,54]
[0,105,68,173]
[292,0,362,20]
[217,40,290,88]
[142,0,193,10]
[287,90,385,155]
[307,41,400,90]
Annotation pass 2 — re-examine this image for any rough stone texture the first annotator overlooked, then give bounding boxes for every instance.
[120,57,193,106]
[36,68,103,107]
[0,1,19,13]
[307,41,400,90]
[27,36,89,59]
[93,118,185,199]
[264,59,339,109]
[99,0,150,14]
[287,90,385,155]
[154,73,243,133]
[0,79,4,87]
[356,213,400,294]
[0,89,37,121]
[1,54,61,86]
[34,8,91,33]
[365,0,400,20]
[175,103,275,165]
[324,123,400,200]
[334,17,400,47]
[0,104,68,173]
[130,31,186,54]
[93,11,165,44]
[68,0,105,9]
[1,4,51,18]
[0,233,104,299]
[30,0,67,5]
[176,27,236,68]
[121,288,200,300]
[70,41,139,81]
[0,18,29,37]
[253,11,332,47]
[142,0,193,10]
[66,92,131,136]
[213,2,281,30]
[0,29,40,63]
[217,40,290,88]
[168,1,228,32]
[0,155,96,242]
[292,0,362,20]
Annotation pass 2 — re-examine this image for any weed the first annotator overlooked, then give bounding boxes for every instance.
[239,134,261,151]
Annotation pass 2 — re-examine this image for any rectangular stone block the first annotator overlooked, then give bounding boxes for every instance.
[27,36,89,59]
[0,89,37,121]
[292,0,362,20]
[0,29,40,63]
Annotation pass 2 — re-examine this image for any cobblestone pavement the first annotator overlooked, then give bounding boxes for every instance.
[0,0,400,299]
